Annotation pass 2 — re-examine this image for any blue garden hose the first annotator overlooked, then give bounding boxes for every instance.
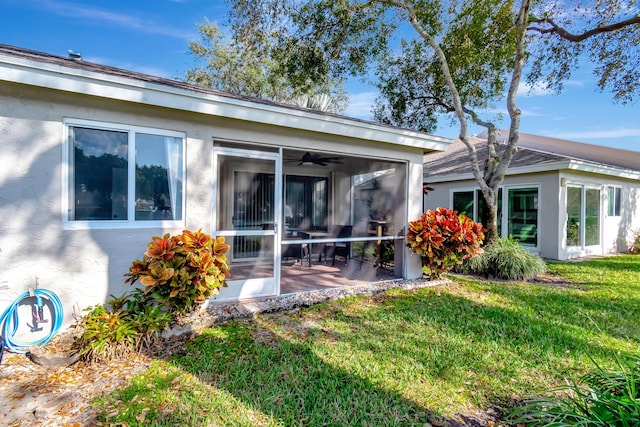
[0,289,64,362]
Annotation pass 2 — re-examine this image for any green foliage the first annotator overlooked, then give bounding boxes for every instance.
[76,289,175,362]
[96,255,640,425]
[527,1,640,104]
[458,237,547,280]
[185,18,348,113]
[406,207,485,279]
[78,230,231,362]
[629,230,640,255]
[509,355,640,426]
[124,230,231,313]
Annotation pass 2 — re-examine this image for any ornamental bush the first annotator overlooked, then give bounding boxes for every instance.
[124,229,231,313]
[509,355,640,426]
[406,207,485,279]
[458,237,547,280]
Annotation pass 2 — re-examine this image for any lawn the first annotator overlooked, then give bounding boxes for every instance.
[95,255,640,426]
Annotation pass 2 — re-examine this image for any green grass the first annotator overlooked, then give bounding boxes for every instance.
[95,255,640,426]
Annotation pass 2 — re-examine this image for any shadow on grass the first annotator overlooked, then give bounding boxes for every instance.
[99,319,494,426]
[96,258,640,426]
[308,283,640,407]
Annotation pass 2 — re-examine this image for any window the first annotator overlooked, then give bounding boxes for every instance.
[566,185,600,247]
[285,175,328,231]
[65,120,184,227]
[453,191,474,217]
[507,187,538,246]
[453,187,538,246]
[452,189,502,235]
[607,186,621,216]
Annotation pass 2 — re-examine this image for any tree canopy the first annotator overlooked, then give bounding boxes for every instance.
[228,0,639,241]
[185,17,348,113]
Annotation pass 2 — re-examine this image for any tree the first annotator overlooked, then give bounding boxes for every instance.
[229,0,639,242]
[185,18,348,113]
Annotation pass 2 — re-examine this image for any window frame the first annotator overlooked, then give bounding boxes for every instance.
[566,183,602,248]
[63,118,186,230]
[451,187,504,236]
[505,185,540,248]
[451,184,538,248]
[607,186,621,217]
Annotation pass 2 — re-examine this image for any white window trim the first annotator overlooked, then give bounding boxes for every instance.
[62,118,186,230]
[504,184,541,249]
[450,187,479,220]
[607,185,622,217]
[565,183,603,249]
[451,184,540,249]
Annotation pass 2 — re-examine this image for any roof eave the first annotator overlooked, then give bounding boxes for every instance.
[0,53,451,152]
[424,159,640,183]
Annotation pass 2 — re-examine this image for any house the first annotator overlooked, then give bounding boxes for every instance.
[0,44,450,326]
[423,130,640,260]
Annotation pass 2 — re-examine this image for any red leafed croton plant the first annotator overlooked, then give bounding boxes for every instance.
[406,207,485,279]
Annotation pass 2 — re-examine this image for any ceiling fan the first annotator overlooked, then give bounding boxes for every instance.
[286,152,344,166]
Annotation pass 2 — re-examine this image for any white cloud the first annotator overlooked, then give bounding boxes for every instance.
[344,91,377,120]
[554,128,640,140]
[35,0,192,39]
[517,81,552,97]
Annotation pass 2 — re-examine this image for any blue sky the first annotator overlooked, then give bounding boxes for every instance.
[2,0,639,152]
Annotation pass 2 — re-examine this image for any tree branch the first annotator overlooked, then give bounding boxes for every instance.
[391,0,490,193]
[528,14,640,42]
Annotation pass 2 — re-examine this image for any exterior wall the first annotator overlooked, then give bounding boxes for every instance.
[0,82,426,326]
[559,171,640,260]
[423,171,561,259]
[424,169,640,261]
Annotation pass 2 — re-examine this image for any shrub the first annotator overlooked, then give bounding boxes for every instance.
[458,237,546,280]
[76,289,173,362]
[124,230,231,313]
[629,230,640,255]
[406,207,485,279]
[509,355,640,426]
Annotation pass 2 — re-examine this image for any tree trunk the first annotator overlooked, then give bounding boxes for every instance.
[483,201,499,244]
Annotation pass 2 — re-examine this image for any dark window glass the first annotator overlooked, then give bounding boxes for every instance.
[70,127,128,220]
[508,188,538,246]
[285,175,329,231]
[453,191,474,217]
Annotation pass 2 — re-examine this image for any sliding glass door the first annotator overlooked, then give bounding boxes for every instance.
[566,185,600,248]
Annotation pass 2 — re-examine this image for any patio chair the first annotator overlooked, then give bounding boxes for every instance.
[282,242,310,267]
[320,225,353,266]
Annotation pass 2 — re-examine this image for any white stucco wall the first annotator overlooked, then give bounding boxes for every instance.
[559,171,640,259]
[424,169,640,261]
[0,81,428,326]
[423,171,560,260]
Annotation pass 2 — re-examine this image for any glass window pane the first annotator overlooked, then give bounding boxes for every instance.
[233,171,275,230]
[615,187,621,216]
[453,191,474,218]
[70,127,128,220]
[508,188,538,246]
[607,187,615,216]
[566,187,582,246]
[135,133,183,220]
[585,188,600,246]
[285,175,328,231]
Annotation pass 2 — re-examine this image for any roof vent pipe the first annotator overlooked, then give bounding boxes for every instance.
[68,50,82,60]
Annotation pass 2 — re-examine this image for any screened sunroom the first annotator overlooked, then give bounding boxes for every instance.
[213,144,411,300]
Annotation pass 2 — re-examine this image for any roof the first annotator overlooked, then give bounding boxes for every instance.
[424,131,640,182]
[0,44,450,153]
